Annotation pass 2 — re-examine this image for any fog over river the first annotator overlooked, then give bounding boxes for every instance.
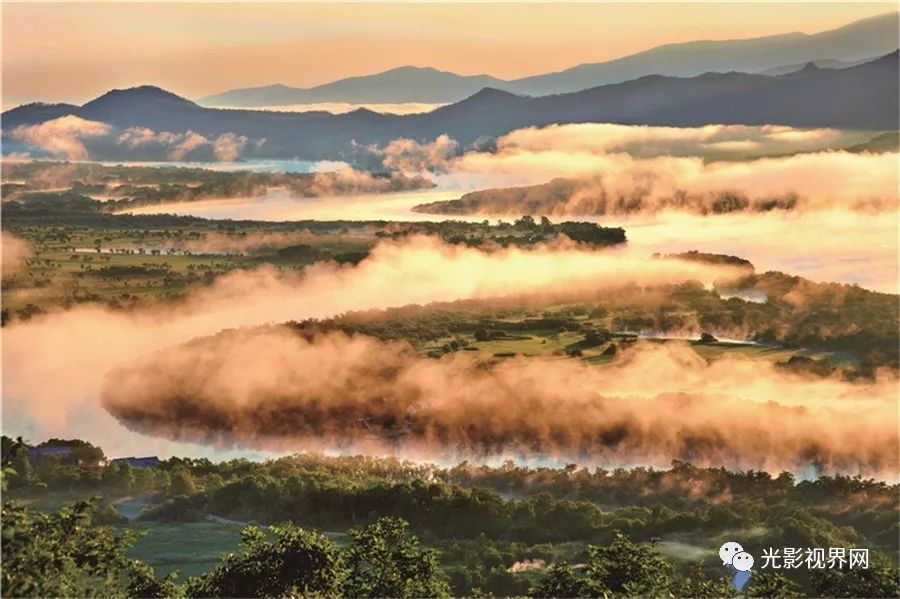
[124,187,898,293]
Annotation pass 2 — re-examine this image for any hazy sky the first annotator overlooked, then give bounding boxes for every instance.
[2,2,895,105]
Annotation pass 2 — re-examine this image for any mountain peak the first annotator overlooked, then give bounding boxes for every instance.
[345,107,381,117]
[83,85,195,108]
[464,87,521,102]
[384,65,441,74]
[798,61,821,73]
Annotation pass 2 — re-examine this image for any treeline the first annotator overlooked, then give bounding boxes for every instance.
[662,250,755,270]
[2,160,434,210]
[373,217,626,249]
[141,467,896,557]
[288,275,899,373]
[7,497,897,598]
[412,176,805,217]
[8,439,898,547]
[3,499,450,598]
[2,193,215,228]
[3,439,898,597]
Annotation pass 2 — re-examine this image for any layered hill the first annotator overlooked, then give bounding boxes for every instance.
[4,52,898,161]
[200,12,898,105]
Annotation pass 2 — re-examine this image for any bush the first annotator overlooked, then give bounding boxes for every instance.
[185,524,345,598]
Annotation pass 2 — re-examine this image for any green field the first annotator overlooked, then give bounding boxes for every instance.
[420,311,845,366]
[125,521,245,579]
[2,224,374,314]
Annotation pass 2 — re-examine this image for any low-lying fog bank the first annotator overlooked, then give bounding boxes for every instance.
[3,235,896,473]
[0,238,747,460]
[121,190,898,293]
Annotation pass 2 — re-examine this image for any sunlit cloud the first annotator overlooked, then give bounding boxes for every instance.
[370,124,898,213]
[2,236,741,456]
[102,326,898,476]
[1,231,32,274]
[10,115,110,160]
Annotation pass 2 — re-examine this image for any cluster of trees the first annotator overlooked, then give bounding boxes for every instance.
[413,176,803,217]
[746,272,898,373]
[372,217,626,249]
[289,302,614,348]
[663,250,755,270]
[3,161,434,211]
[288,274,898,373]
[7,494,896,599]
[149,517,449,598]
[4,440,898,597]
[2,499,140,597]
[10,440,895,552]
[6,494,899,599]
[3,436,178,497]
[137,468,895,559]
[2,193,211,228]
[3,498,448,599]
[2,220,371,321]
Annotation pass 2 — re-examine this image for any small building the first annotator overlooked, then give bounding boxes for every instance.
[110,456,161,469]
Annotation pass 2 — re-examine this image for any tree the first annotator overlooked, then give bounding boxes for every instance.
[33,438,105,467]
[530,533,673,597]
[747,571,803,598]
[126,562,180,599]
[582,330,608,347]
[344,517,451,598]
[529,562,589,598]
[588,306,608,319]
[2,436,32,489]
[103,462,136,493]
[1,499,152,598]
[583,533,674,596]
[674,565,736,598]
[168,468,197,496]
[515,215,536,230]
[812,554,900,598]
[185,524,345,598]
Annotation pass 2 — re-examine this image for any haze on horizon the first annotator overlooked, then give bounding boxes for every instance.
[2,2,895,107]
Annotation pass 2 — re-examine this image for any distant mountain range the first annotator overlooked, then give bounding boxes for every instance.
[200,12,898,106]
[200,67,506,106]
[755,57,872,77]
[4,51,898,162]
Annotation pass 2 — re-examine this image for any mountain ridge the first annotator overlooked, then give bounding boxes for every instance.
[200,66,508,106]
[4,52,897,161]
[199,12,898,106]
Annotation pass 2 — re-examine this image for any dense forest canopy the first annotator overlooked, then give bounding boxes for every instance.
[3,438,898,598]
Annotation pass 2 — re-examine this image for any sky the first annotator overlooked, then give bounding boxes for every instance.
[1,2,896,106]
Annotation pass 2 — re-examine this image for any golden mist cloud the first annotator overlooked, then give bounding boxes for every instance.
[443,150,899,213]
[2,236,740,454]
[616,209,899,294]
[375,124,898,213]
[1,231,32,274]
[100,327,899,476]
[212,132,249,162]
[10,115,111,160]
[494,123,869,160]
